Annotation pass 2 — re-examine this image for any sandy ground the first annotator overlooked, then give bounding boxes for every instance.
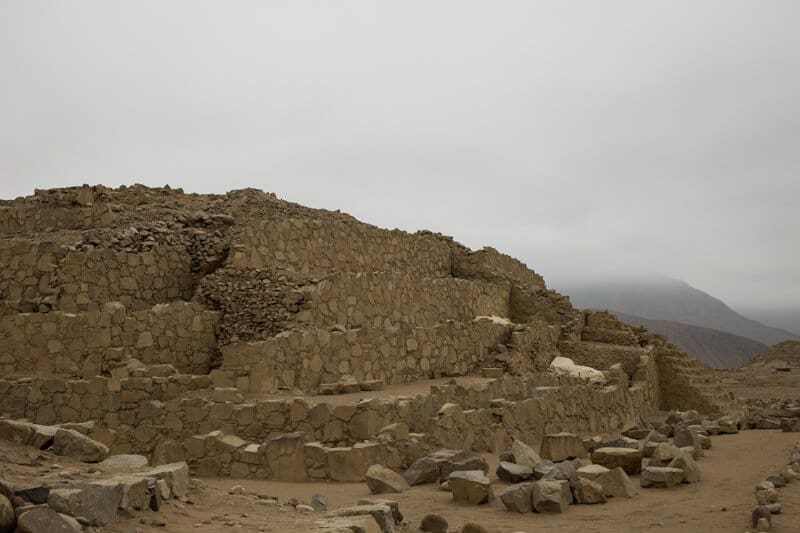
[99,428,800,533]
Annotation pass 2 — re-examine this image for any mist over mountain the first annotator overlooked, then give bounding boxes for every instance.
[733,307,800,339]
[559,277,799,347]
[610,311,766,369]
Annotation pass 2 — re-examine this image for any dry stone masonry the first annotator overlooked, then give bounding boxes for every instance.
[0,184,746,530]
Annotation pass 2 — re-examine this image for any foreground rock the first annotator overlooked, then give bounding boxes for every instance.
[511,439,541,467]
[499,482,534,513]
[420,513,448,532]
[325,503,395,533]
[532,480,571,513]
[591,447,642,475]
[668,450,700,483]
[449,470,493,504]
[0,494,14,532]
[570,477,607,504]
[51,429,109,463]
[540,433,588,462]
[641,467,684,488]
[365,465,410,494]
[495,461,533,483]
[16,508,82,533]
[755,481,779,505]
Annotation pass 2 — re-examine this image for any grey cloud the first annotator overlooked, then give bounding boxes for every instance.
[1,0,798,309]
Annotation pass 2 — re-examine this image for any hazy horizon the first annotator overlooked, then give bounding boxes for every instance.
[2,1,798,312]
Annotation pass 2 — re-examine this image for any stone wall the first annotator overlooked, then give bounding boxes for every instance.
[216,318,512,393]
[0,301,220,376]
[452,247,546,289]
[0,202,118,234]
[0,239,65,303]
[296,272,510,329]
[54,246,194,312]
[230,218,452,276]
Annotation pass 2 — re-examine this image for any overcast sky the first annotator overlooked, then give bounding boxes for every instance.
[1,1,798,310]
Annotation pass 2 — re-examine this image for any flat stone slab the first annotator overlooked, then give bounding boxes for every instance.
[641,467,684,488]
[591,447,642,475]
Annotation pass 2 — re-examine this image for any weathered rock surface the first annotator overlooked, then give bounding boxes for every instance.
[591,447,642,475]
[570,477,607,504]
[511,439,541,467]
[641,466,684,488]
[531,480,571,513]
[51,429,109,463]
[449,470,493,505]
[499,482,534,513]
[16,508,82,533]
[0,494,14,532]
[540,433,588,461]
[420,513,448,533]
[668,450,700,483]
[496,461,533,483]
[365,465,409,494]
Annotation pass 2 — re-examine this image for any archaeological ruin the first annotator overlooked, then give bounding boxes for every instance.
[0,184,796,533]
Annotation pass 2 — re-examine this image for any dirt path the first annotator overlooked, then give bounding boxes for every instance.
[111,429,800,532]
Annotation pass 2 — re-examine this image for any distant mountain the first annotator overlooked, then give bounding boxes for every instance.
[733,307,800,339]
[561,277,800,347]
[610,311,766,369]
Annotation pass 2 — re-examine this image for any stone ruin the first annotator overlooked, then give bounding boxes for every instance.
[0,184,739,530]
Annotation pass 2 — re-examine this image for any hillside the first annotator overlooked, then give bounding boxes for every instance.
[741,340,800,369]
[611,311,766,369]
[562,277,799,347]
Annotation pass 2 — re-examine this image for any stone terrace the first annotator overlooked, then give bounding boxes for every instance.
[0,184,729,484]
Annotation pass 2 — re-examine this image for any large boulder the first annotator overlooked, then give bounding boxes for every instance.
[0,494,14,532]
[448,471,493,505]
[499,482,534,514]
[540,433,588,462]
[531,480,571,513]
[48,479,124,527]
[716,415,739,434]
[325,504,395,533]
[597,467,636,498]
[591,447,642,475]
[437,458,489,483]
[511,439,541,467]
[755,481,779,505]
[15,508,82,533]
[495,462,533,483]
[570,477,607,504]
[404,450,469,486]
[51,429,109,463]
[365,465,409,494]
[668,450,700,483]
[420,513,448,533]
[641,467,684,488]
[137,462,189,498]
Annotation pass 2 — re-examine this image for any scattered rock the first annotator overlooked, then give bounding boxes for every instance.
[0,494,15,532]
[539,432,588,462]
[511,439,541,467]
[499,482,534,513]
[365,465,410,494]
[755,481,779,505]
[51,429,109,463]
[460,523,488,533]
[531,480,571,513]
[448,470,493,505]
[667,450,700,483]
[16,508,82,533]
[311,493,328,511]
[495,461,533,483]
[570,477,607,504]
[420,513,448,533]
[640,467,684,488]
[591,447,643,475]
